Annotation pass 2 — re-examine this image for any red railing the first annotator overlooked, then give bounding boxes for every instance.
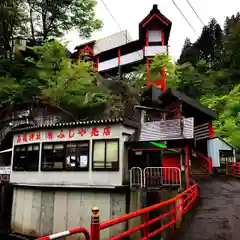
[196,152,212,174]
[36,227,90,240]
[227,162,240,177]
[95,184,198,240]
[37,184,198,240]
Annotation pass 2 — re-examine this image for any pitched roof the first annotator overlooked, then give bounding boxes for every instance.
[159,88,217,119]
[12,117,140,133]
[212,137,238,150]
[139,4,172,44]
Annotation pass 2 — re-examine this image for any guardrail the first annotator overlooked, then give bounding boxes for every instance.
[143,167,181,188]
[196,152,212,174]
[36,227,90,240]
[95,184,198,239]
[37,184,198,240]
[130,167,143,187]
[227,162,240,177]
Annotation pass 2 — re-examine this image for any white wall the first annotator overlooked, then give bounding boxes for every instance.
[94,30,132,55]
[148,30,162,42]
[98,50,143,72]
[11,187,127,239]
[144,46,167,56]
[207,138,235,167]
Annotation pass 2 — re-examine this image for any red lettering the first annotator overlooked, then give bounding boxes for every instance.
[103,127,111,136]
[47,131,53,140]
[29,133,35,141]
[17,136,22,143]
[36,132,41,140]
[22,134,27,142]
[68,128,75,139]
[78,128,87,136]
[91,127,99,137]
[57,130,65,139]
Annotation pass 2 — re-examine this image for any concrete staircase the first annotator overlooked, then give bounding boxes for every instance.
[190,156,210,180]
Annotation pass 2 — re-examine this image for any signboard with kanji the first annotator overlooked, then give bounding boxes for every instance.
[13,126,115,145]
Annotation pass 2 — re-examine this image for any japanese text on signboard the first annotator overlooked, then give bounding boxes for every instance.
[16,127,111,144]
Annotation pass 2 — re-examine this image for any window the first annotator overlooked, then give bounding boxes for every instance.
[92,140,119,171]
[41,141,89,171]
[66,142,89,170]
[42,143,65,170]
[13,144,39,171]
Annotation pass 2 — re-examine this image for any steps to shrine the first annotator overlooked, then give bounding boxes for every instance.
[190,157,210,180]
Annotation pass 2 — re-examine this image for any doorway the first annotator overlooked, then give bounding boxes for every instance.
[219,150,234,174]
[128,149,162,170]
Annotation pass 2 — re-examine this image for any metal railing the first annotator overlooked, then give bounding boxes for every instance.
[226,162,240,177]
[130,167,143,187]
[195,152,212,174]
[37,184,198,240]
[143,167,181,188]
[36,227,90,240]
[97,184,198,240]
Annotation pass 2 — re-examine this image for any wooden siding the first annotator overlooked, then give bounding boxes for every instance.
[130,117,194,141]
[194,123,209,140]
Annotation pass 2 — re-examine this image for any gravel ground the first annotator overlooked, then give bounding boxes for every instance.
[179,176,240,240]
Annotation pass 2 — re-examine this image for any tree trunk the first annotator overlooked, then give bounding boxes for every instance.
[29,7,35,39]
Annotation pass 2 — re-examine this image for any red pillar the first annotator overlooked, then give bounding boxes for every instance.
[185,146,190,189]
[208,122,214,138]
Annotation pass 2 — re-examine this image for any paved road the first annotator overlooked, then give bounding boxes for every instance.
[179,176,240,240]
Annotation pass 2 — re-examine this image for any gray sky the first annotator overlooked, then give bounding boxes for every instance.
[64,0,239,61]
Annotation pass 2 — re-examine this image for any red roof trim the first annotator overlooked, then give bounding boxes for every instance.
[141,14,169,27]
[79,45,94,56]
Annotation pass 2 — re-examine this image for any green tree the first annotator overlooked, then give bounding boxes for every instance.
[178,38,199,65]
[0,41,112,118]
[202,85,240,149]
[195,19,223,68]
[0,0,28,58]
[25,0,102,40]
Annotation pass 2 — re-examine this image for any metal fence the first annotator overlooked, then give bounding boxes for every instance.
[130,167,181,188]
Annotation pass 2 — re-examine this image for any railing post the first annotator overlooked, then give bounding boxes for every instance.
[143,212,149,239]
[90,207,100,240]
[171,201,176,233]
[185,146,190,189]
[208,157,212,174]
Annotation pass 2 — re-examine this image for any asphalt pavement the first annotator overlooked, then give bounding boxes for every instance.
[179,176,240,240]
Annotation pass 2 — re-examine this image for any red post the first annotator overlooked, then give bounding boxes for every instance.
[208,157,212,174]
[185,146,190,189]
[90,207,100,240]
[143,212,149,238]
[208,122,214,138]
[171,201,176,233]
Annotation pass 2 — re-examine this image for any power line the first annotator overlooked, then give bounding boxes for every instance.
[99,0,124,35]
[99,0,142,58]
[172,0,198,35]
[186,0,205,26]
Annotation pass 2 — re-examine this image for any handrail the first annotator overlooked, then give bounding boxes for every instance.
[36,227,90,240]
[227,162,240,177]
[36,185,198,240]
[196,152,212,174]
[99,184,198,239]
